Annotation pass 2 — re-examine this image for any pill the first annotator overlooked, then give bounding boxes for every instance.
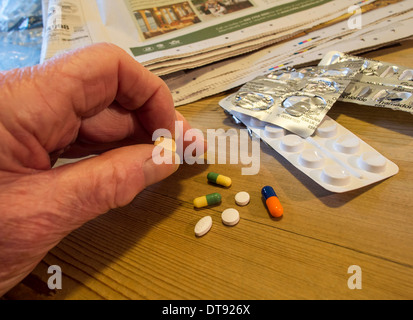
[221,208,240,226]
[334,134,360,154]
[194,216,212,237]
[235,191,250,206]
[193,192,222,208]
[298,149,325,168]
[358,151,387,173]
[316,117,337,138]
[264,124,285,139]
[207,172,232,187]
[321,165,351,186]
[261,186,284,218]
[281,134,304,153]
[154,136,176,152]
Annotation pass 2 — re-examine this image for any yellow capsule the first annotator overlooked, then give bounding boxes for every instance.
[193,192,222,208]
[207,172,232,187]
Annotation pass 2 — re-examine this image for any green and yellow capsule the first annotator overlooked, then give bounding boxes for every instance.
[207,172,232,187]
[193,192,222,208]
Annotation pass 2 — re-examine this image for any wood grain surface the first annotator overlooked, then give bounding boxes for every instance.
[3,40,413,300]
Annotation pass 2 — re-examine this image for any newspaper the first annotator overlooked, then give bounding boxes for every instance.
[165,0,413,105]
[40,0,413,107]
[40,0,370,72]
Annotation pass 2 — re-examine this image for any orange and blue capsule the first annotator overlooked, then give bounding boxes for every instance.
[261,186,283,218]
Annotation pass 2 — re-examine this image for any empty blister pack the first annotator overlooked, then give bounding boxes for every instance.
[220,96,399,193]
[320,51,413,113]
[340,81,413,112]
[320,50,413,83]
[226,60,363,138]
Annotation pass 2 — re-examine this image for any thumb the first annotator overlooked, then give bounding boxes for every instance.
[0,144,179,295]
[52,144,179,227]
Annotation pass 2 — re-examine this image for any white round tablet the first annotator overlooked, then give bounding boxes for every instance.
[235,191,250,206]
[334,134,360,154]
[194,216,212,237]
[249,117,264,127]
[358,151,387,173]
[264,124,285,139]
[321,164,351,186]
[280,134,304,153]
[221,208,240,226]
[316,117,337,138]
[298,149,325,168]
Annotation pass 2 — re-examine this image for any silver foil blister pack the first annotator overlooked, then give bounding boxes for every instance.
[226,61,363,138]
[220,96,399,193]
[320,51,413,113]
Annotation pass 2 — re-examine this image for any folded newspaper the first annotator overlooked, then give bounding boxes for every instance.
[40,0,372,67]
[40,0,413,106]
[166,0,413,105]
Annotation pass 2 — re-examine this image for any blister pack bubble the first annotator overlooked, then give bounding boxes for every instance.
[219,95,399,193]
[226,60,363,138]
[320,51,413,114]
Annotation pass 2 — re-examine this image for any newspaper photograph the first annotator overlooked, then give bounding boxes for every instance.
[40,0,366,69]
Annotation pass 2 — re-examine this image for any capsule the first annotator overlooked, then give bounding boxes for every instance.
[207,172,232,187]
[193,192,222,208]
[261,186,283,218]
[154,136,176,152]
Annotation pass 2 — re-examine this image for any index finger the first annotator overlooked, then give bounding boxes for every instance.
[36,43,177,145]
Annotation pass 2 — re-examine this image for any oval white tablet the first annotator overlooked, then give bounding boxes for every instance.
[235,191,250,206]
[221,208,240,226]
[194,216,212,237]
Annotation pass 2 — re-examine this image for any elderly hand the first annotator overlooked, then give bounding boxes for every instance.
[0,43,194,295]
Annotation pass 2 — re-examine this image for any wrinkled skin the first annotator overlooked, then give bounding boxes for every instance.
[0,43,197,296]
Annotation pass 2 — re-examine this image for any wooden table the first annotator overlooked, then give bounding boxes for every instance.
[4,41,413,300]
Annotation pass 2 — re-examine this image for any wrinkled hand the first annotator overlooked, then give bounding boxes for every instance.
[0,43,194,295]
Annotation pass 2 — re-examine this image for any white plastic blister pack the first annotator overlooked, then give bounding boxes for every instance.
[220,96,399,193]
[320,51,413,114]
